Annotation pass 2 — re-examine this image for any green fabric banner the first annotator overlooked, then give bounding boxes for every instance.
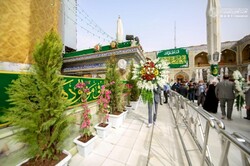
[63,76,104,105]
[210,64,219,76]
[157,48,189,68]
[0,72,105,124]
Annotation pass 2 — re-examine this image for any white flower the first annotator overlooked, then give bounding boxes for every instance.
[134,64,139,68]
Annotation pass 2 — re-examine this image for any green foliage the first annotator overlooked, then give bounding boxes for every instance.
[235,94,244,111]
[141,89,153,104]
[6,30,73,160]
[104,55,124,114]
[127,60,140,101]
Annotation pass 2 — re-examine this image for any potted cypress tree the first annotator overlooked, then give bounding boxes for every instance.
[127,60,140,110]
[104,54,124,128]
[6,30,73,166]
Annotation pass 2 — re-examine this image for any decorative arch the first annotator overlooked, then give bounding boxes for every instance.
[219,49,236,65]
[194,52,209,67]
[242,44,250,63]
[174,71,189,82]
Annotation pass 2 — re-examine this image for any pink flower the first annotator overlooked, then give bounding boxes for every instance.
[81,122,87,128]
[97,84,111,123]
[75,81,93,137]
[110,81,115,85]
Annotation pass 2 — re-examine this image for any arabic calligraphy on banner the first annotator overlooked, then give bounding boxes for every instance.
[157,48,189,68]
[0,73,105,111]
[63,76,104,105]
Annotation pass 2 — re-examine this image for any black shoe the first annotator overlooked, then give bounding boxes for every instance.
[164,102,167,103]
[244,117,250,120]
[160,103,163,105]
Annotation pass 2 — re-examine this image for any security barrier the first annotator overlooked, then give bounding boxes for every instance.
[169,90,250,166]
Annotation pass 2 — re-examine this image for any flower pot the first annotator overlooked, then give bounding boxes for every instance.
[125,106,132,112]
[130,101,139,110]
[94,123,111,138]
[123,109,128,120]
[109,112,124,129]
[73,135,97,157]
[16,150,72,166]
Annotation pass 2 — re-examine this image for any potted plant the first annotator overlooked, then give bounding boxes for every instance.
[6,30,73,166]
[127,60,140,110]
[73,82,97,157]
[104,54,124,128]
[94,84,112,138]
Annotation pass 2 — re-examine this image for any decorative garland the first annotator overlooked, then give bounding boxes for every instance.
[132,58,168,103]
[233,70,245,111]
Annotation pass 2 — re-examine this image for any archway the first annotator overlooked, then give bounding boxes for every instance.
[219,49,236,65]
[242,44,250,63]
[175,71,189,82]
[194,52,209,67]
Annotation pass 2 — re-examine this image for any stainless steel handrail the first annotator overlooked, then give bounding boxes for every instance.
[169,90,250,166]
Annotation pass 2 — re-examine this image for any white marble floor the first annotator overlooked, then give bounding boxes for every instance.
[69,102,184,166]
[69,100,250,166]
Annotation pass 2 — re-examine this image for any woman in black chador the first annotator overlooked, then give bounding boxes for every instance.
[203,82,218,113]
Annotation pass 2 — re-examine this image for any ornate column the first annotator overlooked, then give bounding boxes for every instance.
[206,0,221,77]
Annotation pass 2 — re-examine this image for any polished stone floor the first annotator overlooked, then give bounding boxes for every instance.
[69,100,250,166]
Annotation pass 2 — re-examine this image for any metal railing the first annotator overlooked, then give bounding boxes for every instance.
[169,90,250,166]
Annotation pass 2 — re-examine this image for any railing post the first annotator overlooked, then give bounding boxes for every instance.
[241,151,250,166]
[201,120,211,166]
[219,137,230,166]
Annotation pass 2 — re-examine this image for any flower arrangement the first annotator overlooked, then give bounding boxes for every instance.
[97,85,111,126]
[132,58,168,103]
[75,82,92,139]
[233,70,245,111]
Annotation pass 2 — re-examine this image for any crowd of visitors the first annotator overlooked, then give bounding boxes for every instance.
[147,75,249,128]
[169,75,250,121]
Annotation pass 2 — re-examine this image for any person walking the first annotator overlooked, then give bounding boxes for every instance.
[215,75,235,120]
[188,81,195,102]
[163,83,170,104]
[197,81,206,106]
[203,80,219,113]
[179,82,188,98]
[147,86,161,127]
[244,84,250,120]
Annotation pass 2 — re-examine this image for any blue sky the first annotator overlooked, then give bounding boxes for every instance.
[76,0,250,52]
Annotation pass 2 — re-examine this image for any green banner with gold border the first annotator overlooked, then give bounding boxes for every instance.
[0,72,105,124]
[157,48,189,68]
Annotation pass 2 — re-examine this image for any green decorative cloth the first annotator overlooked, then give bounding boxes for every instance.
[211,64,219,76]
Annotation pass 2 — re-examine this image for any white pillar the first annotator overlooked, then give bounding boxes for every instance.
[116,16,124,43]
[195,69,199,83]
[225,67,228,76]
[220,68,224,82]
[248,64,250,84]
[199,69,203,81]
